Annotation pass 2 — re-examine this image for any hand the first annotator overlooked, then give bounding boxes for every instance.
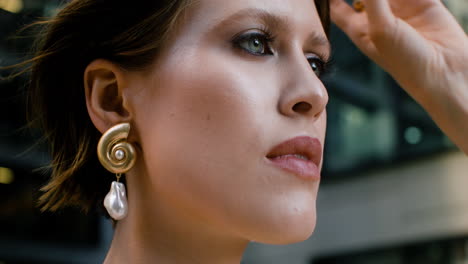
[330,0,468,153]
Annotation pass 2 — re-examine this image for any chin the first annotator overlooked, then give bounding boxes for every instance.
[247,206,317,245]
[272,215,317,245]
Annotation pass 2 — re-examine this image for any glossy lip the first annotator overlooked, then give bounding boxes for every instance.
[265,136,322,181]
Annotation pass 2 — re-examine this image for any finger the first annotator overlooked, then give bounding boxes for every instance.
[329,0,368,36]
[329,0,361,31]
[358,0,401,55]
[361,0,395,27]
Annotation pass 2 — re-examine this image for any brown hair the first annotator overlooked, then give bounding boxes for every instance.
[26,0,330,214]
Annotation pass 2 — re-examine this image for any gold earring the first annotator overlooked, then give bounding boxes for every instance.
[353,0,365,12]
[97,122,136,220]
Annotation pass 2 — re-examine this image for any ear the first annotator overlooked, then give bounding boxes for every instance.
[84,59,132,134]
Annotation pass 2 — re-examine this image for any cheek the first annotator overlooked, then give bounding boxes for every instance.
[149,57,268,168]
[133,52,275,220]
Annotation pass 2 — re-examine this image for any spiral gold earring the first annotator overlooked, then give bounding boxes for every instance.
[97,123,136,220]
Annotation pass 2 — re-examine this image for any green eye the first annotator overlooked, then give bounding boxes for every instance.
[240,37,265,54]
[234,32,273,55]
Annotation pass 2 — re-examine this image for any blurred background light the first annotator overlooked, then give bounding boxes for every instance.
[0,0,23,13]
[0,167,14,184]
[404,126,423,145]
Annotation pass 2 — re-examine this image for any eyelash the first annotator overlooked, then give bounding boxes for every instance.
[231,30,332,78]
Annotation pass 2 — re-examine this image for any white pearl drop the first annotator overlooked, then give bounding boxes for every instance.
[104,181,128,220]
[114,149,125,160]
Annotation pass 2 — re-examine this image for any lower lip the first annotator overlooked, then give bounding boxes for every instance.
[266,155,320,181]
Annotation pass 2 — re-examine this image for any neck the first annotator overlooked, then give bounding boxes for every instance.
[103,171,249,264]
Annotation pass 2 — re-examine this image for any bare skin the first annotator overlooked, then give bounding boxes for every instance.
[84,0,329,263]
[330,0,468,153]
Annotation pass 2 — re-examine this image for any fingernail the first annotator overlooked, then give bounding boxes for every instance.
[353,0,365,12]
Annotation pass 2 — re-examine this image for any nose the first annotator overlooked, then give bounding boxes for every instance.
[278,55,328,120]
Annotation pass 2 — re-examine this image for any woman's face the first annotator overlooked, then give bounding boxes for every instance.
[128,0,329,244]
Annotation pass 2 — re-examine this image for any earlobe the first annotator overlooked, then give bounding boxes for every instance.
[84,59,132,134]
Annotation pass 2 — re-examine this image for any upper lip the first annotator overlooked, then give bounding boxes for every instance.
[266,136,322,166]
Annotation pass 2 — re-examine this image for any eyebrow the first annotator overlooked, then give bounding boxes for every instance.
[212,7,331,56]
